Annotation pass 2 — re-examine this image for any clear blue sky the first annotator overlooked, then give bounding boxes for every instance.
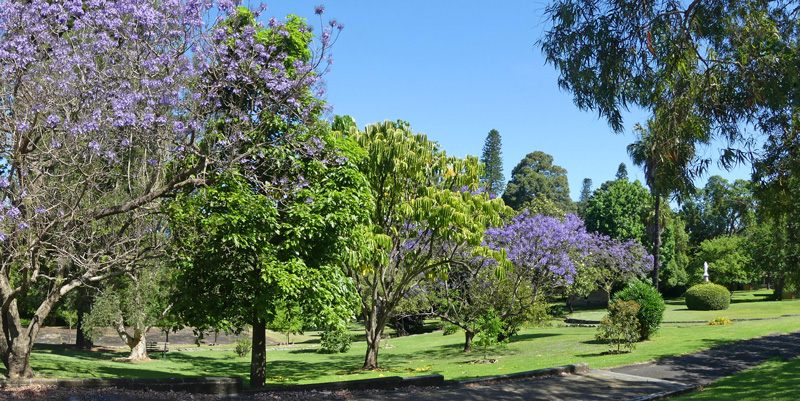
[263,1,753,203]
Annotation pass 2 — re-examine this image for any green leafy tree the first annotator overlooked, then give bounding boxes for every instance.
[680,177,756,247]
[746,220,799,300]
[691,236,752,289]
[473,309,509,361]
[658,217,690,291]
[268,300,305,345]
[334,120,510,369]
[502,151,573,213]
[584,179,651,246]
[167,132,370,386]
[480,129,505,196]
[82,264,172,360]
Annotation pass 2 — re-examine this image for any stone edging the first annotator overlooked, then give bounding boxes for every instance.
[625,384,703,401]
[0,363,591,396]
[0,376,241,395]
[456,363,590,386]
[245,374,445,394]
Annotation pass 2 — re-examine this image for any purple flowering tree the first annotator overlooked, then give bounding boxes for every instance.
[0,0,338,378]
[430,212,592,351]
[585,233,654,305]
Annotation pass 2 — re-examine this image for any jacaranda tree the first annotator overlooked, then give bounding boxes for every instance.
[0,0,337,378]
[586,233,653,305]
[431,212,591,352]
[336,120,511,369]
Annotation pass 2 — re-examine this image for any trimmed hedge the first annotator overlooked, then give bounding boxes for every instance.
[612,280,665,340]
[685,283,731,310]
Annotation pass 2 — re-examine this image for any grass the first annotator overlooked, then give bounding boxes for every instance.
[673,357,800,400]
[20,292,800,387]
[567,290,796,322]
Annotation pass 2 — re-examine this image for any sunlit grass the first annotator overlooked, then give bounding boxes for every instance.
[23,293,800,387]
[674,357,800,401]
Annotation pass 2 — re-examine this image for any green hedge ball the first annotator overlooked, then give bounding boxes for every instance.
[685,283,731,310]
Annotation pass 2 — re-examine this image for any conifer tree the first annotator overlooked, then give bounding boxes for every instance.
[480,129,505,196]
[577,178,593,217]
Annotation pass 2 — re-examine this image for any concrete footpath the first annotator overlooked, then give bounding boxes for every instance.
[353,330,800,401]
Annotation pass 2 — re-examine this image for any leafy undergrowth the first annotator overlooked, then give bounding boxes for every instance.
[674,357,800,401]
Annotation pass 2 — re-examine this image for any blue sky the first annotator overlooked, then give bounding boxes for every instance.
[263,1,753,202]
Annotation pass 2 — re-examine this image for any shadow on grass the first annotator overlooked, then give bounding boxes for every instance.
[681,357,800,400]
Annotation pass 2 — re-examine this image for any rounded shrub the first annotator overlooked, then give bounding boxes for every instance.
[612,280,665,340]
[685,283,731,310]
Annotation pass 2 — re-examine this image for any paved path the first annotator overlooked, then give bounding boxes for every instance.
[352,330,800,401]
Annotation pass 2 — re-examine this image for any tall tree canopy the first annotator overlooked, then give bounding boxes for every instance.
[480,129,505,196]
[584,178,651,246]
[541,0,800,220]
[680,176,755,247]
[502,151,573,212]
[628,121,701,289]
[0,0,338,378]
[335,120,510,369]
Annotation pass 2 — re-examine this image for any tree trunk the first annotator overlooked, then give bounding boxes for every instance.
[250,312,267,387]
[566,295,575,313]
[652,195,661,291]
[127,329,149,360]
[363,305,383,369]
[463,329,475,353]
[0,280,69,379]
[75,310,93,349]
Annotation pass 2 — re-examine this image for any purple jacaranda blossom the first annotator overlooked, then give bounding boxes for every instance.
[485,211,591,285]
[7,207,20,218]
[46,114,60,126]
[87,141,101,154]
[314,5,325,14]
[0,178,8,188]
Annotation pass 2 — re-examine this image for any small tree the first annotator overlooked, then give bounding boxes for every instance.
[596,300,640,353]
[473,309,508,361]
[82,265,172,360]
[268,300,305,345]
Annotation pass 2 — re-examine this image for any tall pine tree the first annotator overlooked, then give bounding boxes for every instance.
[480,129,504,196]
[577,178,593,217]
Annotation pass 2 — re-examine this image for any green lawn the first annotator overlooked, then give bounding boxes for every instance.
[24,293,800,387]
[568,290,796,322]
[674,357,800,401]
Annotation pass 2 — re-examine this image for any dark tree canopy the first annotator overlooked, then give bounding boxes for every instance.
[680,176,755,247]
[502,151,573,212]
[541,0,799,185]
[480,129,505,196]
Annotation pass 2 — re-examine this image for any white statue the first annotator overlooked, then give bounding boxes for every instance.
[703,261,709,283]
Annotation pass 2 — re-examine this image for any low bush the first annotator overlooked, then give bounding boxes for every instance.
[596,300,640,353]
[234,338,251,357]
[319,325,352,354]
[441,322,461,336]
[613,280,665,340]
[685,283,731,310]
[708,317,732,325]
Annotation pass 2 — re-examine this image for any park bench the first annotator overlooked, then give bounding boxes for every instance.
[146,341,170,358]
